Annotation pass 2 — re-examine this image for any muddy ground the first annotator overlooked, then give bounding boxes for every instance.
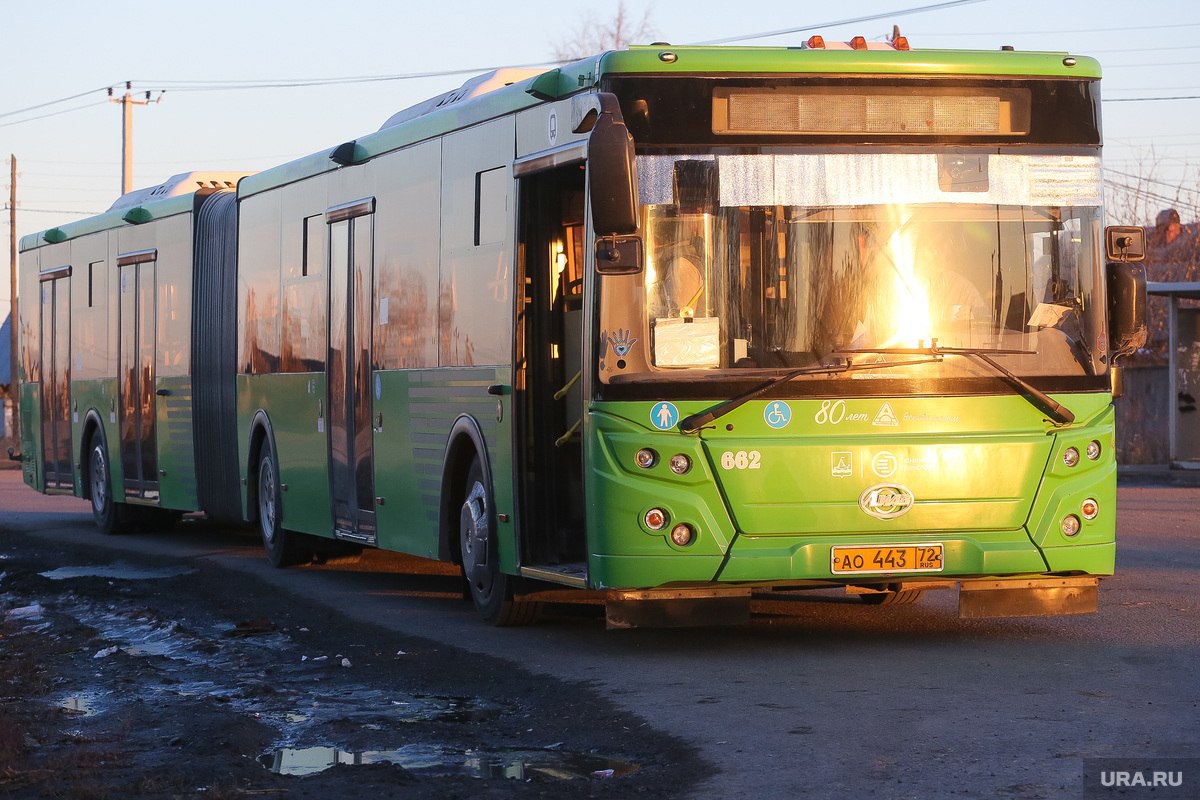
[0,518,705,799]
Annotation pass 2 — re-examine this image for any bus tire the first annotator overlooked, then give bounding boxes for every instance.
[459,458,539,627]
[257,441,306,568]
[87,429,130,535]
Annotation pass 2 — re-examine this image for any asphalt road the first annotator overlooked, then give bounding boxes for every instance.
[2,469,1197,799]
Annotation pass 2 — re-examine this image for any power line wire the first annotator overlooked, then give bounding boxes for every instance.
[1104,95,1200,103]
[1103,179,1200,216]
[908,22,1200,36]
[0,87,108,119]
[692,0,989,45]
[0,100,108,129]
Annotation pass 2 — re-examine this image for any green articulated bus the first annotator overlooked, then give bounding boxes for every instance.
[16,37,1148,626]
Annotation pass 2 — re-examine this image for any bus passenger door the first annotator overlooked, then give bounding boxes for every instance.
[326,204,377,544]
[117,251,159,502]
[38,269,73,491]
[515,165,587,567]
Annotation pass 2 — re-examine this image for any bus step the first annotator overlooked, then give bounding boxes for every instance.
[605,588,752,629]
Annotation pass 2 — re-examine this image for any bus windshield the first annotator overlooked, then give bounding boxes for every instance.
[598,152,1107,385]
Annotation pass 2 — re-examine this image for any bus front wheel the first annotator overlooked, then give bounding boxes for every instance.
[257,443,305,568]
[459,459,538,626]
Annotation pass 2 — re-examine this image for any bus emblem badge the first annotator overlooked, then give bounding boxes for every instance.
[859,484,915,520]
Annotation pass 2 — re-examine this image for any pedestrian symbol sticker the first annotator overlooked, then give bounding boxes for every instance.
[832,451,853,478]
[764,401,792,429]
[872,402,899,427]
[651,402,679,431]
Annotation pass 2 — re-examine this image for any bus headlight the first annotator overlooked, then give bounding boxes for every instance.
[1062,515,1081,537]
[1063,447,1080,468]
[635,448,658,469]
[670,523,695,547]
[669,454,692,475]
[1086,440,1102,461]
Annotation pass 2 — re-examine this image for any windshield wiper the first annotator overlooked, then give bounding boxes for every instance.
[678,356,938,433]
[834,340,1075,425]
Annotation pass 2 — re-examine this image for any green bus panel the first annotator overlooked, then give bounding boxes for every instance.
[71,377,120,497]
[19,382,42,490]
[585,392,1116,590]
[237,367,514,562]
[372,367,514,566]
[237,373,332,537]
[154,374,199,511]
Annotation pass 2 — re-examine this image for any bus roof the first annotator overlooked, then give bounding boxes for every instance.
[19,172,248,252]
[238,43,1100,200]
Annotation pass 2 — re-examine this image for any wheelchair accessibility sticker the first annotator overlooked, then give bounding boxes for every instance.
[651,402,680,431]
[764,401,792,429]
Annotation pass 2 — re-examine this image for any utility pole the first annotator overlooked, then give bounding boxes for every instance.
[8,155,17,445]
[108,82,163,196]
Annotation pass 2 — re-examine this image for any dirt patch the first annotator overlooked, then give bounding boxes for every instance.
[0,531,707,798]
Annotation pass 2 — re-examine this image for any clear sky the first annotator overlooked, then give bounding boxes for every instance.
[4,0,1200,315]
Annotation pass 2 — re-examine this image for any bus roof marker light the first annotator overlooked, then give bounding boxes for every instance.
[123,207,153,225]
[850,36,868,51]
[1063,57,1078,67]
[658,51,677,63]
[805,35,826,49]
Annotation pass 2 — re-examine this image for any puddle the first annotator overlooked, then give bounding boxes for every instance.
[40,563,197,581]
[252,692,502,741]
[56,692,106,717]
[261,743,638,780]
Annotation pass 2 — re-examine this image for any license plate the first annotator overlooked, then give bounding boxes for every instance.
[830,544,944,575]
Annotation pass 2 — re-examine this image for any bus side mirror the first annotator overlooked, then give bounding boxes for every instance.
[594,235,643,275]
[587,93,640,239]
[1107,260,1147,360]
[1105,225,1145,263]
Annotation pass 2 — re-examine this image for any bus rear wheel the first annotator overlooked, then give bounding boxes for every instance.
[257,444,306,568]
[459,459,538,626]
[88,431,122,534]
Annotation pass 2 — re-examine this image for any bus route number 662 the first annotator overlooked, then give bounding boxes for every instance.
[721,450,762,470]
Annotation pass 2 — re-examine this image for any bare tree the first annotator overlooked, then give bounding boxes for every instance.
[552,1,658,62]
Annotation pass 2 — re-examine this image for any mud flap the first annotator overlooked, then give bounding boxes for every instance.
[605,588,751,629]
[958,576,1099,618]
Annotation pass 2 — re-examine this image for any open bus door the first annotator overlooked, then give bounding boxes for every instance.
[515,164,588,573]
